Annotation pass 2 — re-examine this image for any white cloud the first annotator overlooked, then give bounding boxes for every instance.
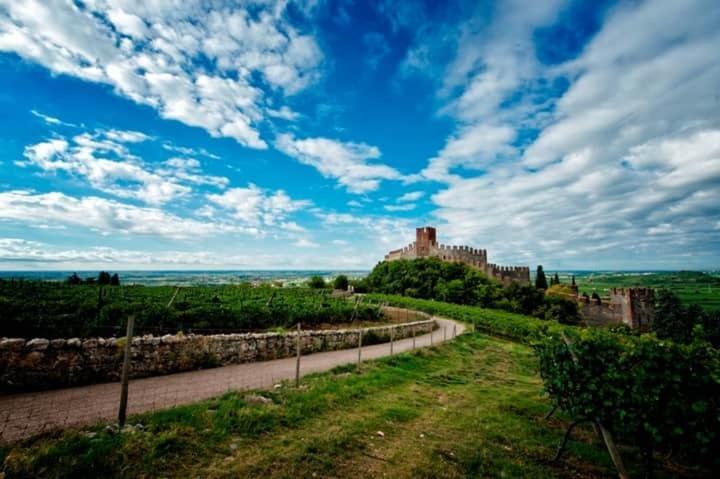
[266,106,300,121]
[0,190,255,240]
[30,109,75,127]
[398,191,424,202]
[275,133,402,193]
[0,238,375,270]
[207,185,310,227]
[294,238,319,248]
[421,0,720,268]
[0,1,324,149]
[103,129,151,143]
[384,203,415,212]
[19,129,230,205]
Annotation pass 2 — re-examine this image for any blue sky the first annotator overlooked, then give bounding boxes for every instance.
[0,0,718,270]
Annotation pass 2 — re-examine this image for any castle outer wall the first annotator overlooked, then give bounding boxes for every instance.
[576,287,654,331]
[384,227,530,285]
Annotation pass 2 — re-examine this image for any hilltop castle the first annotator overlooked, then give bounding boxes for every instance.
[384,226,530,285]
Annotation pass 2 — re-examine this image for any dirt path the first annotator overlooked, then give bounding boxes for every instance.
[0,317,464,443]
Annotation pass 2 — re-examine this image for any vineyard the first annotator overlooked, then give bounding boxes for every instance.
[0,281,382,339]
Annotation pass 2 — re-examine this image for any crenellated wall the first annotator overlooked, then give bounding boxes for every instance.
[384,226,530,285]
[577,287,654,331]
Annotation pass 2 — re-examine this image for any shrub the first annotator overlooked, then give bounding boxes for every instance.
[536,329,720,472]
[333,275,349,291]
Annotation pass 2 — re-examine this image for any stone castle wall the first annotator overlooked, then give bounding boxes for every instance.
[578,287,654,331]
[385,227,530,285]
[0,317,435,392]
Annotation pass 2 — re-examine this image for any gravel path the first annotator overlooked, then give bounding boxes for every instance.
[0,316,464,443]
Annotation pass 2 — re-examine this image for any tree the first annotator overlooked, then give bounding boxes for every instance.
[98,271,111,285]
[308,275,327,289]
[333,274,349,291]
[110,273,120,286]
[535,265,548,290]
[552,273,560,285]
[66,272,82,285]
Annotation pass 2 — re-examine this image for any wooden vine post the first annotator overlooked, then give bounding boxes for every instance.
[558,332,629,479]
[118,315,135,428]
[295,322,301,387]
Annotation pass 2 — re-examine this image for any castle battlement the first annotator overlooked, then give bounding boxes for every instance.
[576,287,655,331]
[383,226,530,285]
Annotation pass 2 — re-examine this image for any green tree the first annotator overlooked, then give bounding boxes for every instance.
[307,275,327,289]
[333,274,349,290]
[98,271,111,285]
[535,265,548,290]
[110,273,120,286]
[66,272,82,285]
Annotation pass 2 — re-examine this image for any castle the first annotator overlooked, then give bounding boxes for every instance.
[570,283,655,331]
[384,226,530,285]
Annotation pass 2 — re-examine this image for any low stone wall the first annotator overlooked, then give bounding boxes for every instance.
[0,315,435,392]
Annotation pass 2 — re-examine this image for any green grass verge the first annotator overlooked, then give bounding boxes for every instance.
[0,333,698,478]
[367,294,571,343]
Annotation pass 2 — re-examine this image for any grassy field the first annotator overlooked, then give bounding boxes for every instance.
[0,333,700,478]
[552,271,720,310]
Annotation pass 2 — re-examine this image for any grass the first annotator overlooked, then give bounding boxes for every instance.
[0,333,701,478]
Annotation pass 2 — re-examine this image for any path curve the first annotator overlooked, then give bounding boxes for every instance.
[0,315,464,443]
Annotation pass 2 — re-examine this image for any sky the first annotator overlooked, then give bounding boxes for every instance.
[0,0,718,271]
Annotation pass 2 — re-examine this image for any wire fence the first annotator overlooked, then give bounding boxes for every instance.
[0,306,463,444]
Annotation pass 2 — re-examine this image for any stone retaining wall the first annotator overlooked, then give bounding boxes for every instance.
[0,315,435,392]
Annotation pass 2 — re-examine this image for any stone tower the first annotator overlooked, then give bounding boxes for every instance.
[415,226,437,256]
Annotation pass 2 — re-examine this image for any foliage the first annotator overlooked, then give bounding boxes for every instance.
[535,265,548,290]
[307,276,327,289]
[366,258,504,307]
[536,329,720,472]
[0,281,381,338]
[366,259,579,323]
[366,294,568,343]
[653,289,720,347]
[332,275,349,291]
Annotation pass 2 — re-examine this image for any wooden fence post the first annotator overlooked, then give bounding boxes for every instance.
[295,322,301,387]
[357,329,363,368]
[118,315,135,427]
[443,326,447,341]
[412,325,416,350]
[430,326,433,346]
[390,326,394,355]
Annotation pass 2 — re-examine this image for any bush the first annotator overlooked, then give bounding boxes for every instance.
[366,259,579,324]
[536,329,720,472]
[653,289,720,347]
[307,276,327,289]
[333,275,349,291]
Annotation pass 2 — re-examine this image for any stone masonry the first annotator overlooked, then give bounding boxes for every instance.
[384,226,530,285]
[573,285,655,331]
[0,318,435,392]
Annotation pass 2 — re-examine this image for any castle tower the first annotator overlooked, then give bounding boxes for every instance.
[415,226,437,257]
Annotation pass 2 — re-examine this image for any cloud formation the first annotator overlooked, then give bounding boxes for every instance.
[417,0,720,268]
[276,134,402,193]
[19,129,228,205]
[0,0,322,148]
[0,190,252,240]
